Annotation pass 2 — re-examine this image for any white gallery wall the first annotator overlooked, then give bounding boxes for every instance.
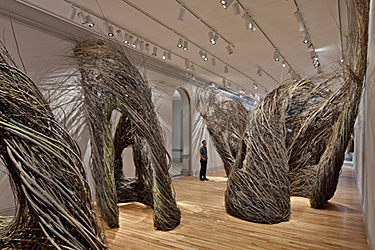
[0,12,223,215]
[354,0,375,248]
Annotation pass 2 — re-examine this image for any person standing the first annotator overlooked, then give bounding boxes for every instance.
[199,140,209,181]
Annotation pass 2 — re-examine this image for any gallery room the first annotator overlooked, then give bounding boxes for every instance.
[0,0,374,249]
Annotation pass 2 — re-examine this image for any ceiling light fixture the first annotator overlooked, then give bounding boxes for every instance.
[77,11,87,24]
[294,11,305,31]
[185,59,190,70]
[140,41,145,51]
[124,33,130,43]
[103,22,113,37]
[178,5,186,21]
[273,50,280,61]
[177,37,183,48]
[86,15,94,27]
[132,38,140,48]
[167,51,172,60]
[208,31,218,45]
[257,68,262,76]
[162,51,167,60]
[68,5,76,20]
[233,2,241,15]
[211,57,216,66]
[303,35,310,44]
[152,46,158,56]
[199,50,205,59]
[145,43,150,52]
[281,60,287,68]
[203,53,208,61]
[242,14,252,29]
[190,64,195,71]
[183,40,188,50]
[253,83,258,89]
[224,65,229,73]
[226,45,233,55]
[116,30,123,41]
[221,0,234,9]
[287,67,292,75]
[128,36,134,45]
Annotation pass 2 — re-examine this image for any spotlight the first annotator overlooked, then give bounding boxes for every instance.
[140,41,145,51]
[145,43,150,52]
[281,60,286,68]
[226,45,233,55]
[233,2,241,15]
[183,40,188,50]
[190,64,195,71]
[340,54,344,62]
[257,68,262,76]
[116,30,123,41]
[128,36,134,45]
[124,33,130,43]
[185,60,190,70]
[310,50,317,59]
[265,89,269,95]
[301,29,307,38]
[86,15,94,27]
[203,53,208,61]
[224,65,229,73]
[303,35,310,44]
[177,37,183,48]
[162,51,167,60]
[221,0,234,9]
[253,83,258,89]
[199,50,205,59]
[178,6,186,21]
[68,5,76,20]
[132,38,140,48]
[242,14,252,29]
[294,11,305,31]
[209,31,218,45]
[77,11,87,24]
[273,50,280,61]
[251,23,256,32]
[226,81,232,88]
[211,57,216,66]
[103,22,113,36]
[152,46,158,56]
[167,51,172,60]
[313,58,320,68]
[287,67,292,75]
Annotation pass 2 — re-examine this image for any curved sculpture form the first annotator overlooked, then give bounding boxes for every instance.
[198,0,369,223]
[196,91,250,176]
[0,50,106,249]
[73,38,181,230]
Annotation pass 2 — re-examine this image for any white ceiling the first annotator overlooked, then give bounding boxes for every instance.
[22,0,347,97]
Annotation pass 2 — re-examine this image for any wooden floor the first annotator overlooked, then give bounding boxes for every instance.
[106,164,369,249]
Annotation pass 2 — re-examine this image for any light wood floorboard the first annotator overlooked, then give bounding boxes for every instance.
[105,164,369,249]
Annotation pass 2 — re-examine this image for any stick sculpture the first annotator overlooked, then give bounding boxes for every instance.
[198,0,369,224]
[73,38,181,230]
[0,47,107,249]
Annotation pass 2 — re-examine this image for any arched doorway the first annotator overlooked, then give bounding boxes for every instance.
[171,88,191,176]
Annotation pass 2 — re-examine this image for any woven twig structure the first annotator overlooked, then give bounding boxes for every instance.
[0,48,107,249]
[73,38,181,230]
[196,92,250,176]
[198,0,369,223]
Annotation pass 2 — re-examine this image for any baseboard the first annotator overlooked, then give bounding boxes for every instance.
[353,161,374,250]
[0,206,15,216]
